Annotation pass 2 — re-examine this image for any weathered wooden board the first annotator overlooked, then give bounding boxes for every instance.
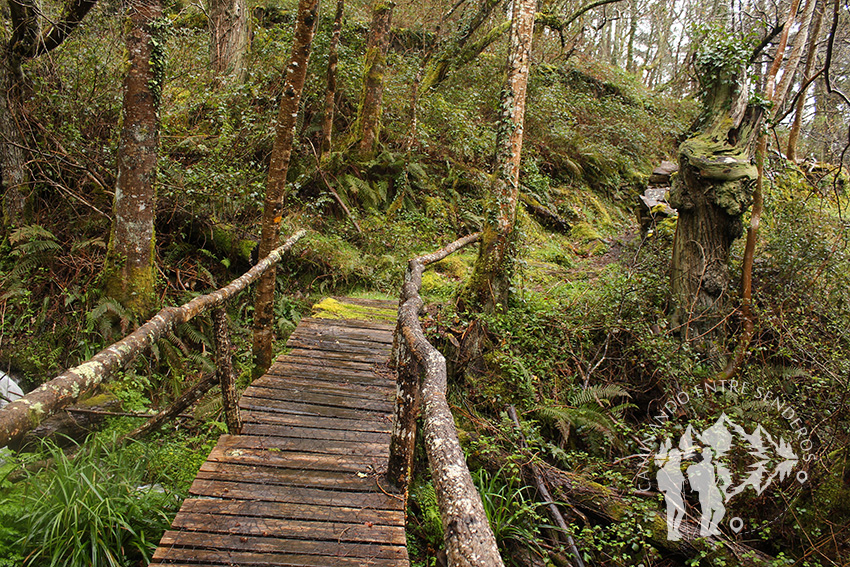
[150,298,407,566]
[157,531,407,560]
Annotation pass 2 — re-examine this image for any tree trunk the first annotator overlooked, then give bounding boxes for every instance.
[320,0,343,156]
[460,0,536,313]
[252,0,319,373]
[208,0,250,83]
[0,62,27,229]
[103,0,163,317]
[356,0,393,156]
[775,0,816,111]
[669,60,761,339]
[1,0,99,229]
[420,0,501,92]
[787,0,824,162]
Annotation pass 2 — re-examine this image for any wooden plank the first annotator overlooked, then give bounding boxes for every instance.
[190,477,402,508]
[206,443,387,473]
[241,410,391,433]
[284,338,391,358]
[299,316,397,332]
[297,320,395,340]
[193,462,383,492]
[179,498,403,526]
[268,358,381,375]
[244,386,393,413]
[267,359,389,377]
[156,531,407,560]
[289,328,394,348]
[251,375,394,399]
[239,396,391,422]
[279,346,389,366]
[240,422,391,444]
[263,366,394,389]
[215,432,391,458]
[153,547,405,567]
[170,513,406,545]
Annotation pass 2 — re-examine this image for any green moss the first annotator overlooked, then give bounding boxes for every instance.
[434,255,468,279]
[312,297,396,322]
[571,221,601,242]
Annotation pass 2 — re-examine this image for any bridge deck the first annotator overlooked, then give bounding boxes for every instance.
[150,297,409,566]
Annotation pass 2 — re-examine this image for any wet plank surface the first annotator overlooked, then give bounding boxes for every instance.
[150,298,408,566]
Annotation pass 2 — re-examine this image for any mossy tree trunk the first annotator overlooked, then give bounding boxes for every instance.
[460,0,536,314]
[320,0,343,156]
[0,0,98,230]
[252,0,319,373]
[208,0,249,83]
[103,0,163,317]
[668,57,761,339]
[355,0,393,156]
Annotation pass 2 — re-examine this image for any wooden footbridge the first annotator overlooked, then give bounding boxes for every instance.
[150,297,410,566]
[0,233,504,567]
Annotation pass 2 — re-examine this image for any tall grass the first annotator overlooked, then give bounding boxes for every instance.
[15,436,178,567]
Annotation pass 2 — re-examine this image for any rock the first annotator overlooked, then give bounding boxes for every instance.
[0,371,23,409]
[648,160,678,185]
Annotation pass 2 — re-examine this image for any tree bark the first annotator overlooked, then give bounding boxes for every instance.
[103,0,163,317]
[214,307,242,434]
[320,0,344,156]
[0,0,98,230]
[0,63,27,229]
[356,0,394,156]
[252,0,319,373]
[787,0,824,161]
[208,0,250,83]
[669,48,761,339]
[0,231,303,450]
[461,0,536,313]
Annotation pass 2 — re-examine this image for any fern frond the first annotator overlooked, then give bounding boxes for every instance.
[569,383,629,407]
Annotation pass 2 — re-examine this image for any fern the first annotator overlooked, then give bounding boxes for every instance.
[535,383,631,452]
[410,481,443,547]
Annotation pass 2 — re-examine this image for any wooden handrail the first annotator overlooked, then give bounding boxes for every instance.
[0,230,305,449]
[388,232,505,567]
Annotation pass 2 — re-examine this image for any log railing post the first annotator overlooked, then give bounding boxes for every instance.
[213,306,242,435]
[389,232,505,567]
[387,335,421,493]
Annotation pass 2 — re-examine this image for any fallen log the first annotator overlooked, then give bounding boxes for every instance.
[118,372,219,443]
[0,230,305,449]
[520,193,571,233]
[541,463,777,566]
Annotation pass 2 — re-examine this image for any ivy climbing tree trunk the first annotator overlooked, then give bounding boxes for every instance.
[668,43,761,340]
[103,0,163,317]
[356,0,393,156]
[320,0,343,156]
[0,0,98,230]
[208,0,249,83]
[252,0,319,373]
[460,0,536,313]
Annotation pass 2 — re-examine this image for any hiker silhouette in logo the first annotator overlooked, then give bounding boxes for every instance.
[687,446,725,536]
[655,439,686,541]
